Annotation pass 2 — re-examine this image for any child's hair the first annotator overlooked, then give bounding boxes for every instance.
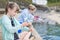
[5,2,20,14]
[28,4,36,10]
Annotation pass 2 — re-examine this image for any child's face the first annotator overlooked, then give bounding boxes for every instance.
[9,7,18,17]
[29,8,36,14]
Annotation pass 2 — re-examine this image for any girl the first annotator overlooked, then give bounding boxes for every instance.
[1,2,32,40]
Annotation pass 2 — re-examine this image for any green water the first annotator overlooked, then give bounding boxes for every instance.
[32,23,60,40]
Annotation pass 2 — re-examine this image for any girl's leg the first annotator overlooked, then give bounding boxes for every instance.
[23,32,31,40]
[19,31,28,40]
[19,31,34,40]
[23,32,35,40]
[30,36,35,40]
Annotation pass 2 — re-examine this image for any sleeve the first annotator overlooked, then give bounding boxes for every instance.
[18,9,34,23]
[2,17,22,33]
[18,12,27,23]
[27,15,34,23]
[18,14,24,23]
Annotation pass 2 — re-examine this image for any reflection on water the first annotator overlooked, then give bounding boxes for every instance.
[32,23,60,40]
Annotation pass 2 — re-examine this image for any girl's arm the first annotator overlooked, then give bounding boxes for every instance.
[2,17,21,33]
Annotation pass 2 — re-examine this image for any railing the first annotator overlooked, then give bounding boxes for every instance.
[0,8,5,14]
[0,8,5,11]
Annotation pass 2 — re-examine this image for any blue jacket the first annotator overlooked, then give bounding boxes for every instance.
[18,9,34,23]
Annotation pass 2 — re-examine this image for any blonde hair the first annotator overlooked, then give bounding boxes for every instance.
[28,4,36,10]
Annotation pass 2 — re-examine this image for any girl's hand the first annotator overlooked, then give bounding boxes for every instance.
[22,22,32,26]
[27,22,32,26]
[22,22,28,26]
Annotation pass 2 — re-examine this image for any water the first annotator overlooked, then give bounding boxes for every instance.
[32,23,60,40]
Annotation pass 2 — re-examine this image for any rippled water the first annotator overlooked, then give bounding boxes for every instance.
[32,23,60,40]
